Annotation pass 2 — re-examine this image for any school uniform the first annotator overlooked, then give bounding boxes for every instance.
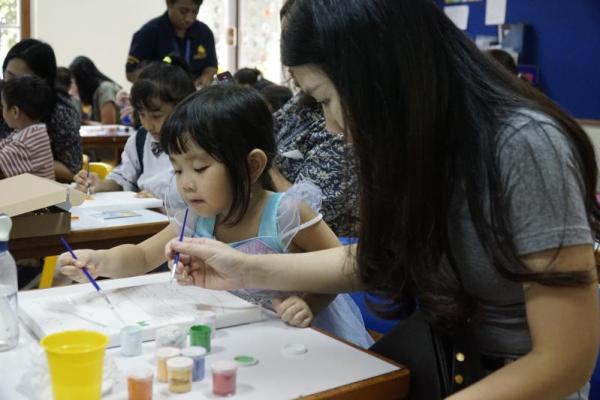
[126,12,218,80]
[0,123,54,180]
[107,128,184,208]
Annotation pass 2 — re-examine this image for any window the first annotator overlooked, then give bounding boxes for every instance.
[0,0,30,72]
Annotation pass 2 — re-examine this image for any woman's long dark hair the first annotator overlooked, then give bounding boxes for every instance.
[69,56,117,105]
[282,0,600,327]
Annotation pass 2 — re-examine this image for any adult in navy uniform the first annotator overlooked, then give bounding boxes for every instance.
[126,0,217,87]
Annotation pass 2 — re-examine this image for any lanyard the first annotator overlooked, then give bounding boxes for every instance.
[171,37,192,65]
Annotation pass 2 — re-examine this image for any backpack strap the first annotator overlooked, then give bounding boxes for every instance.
[135,128,148,176]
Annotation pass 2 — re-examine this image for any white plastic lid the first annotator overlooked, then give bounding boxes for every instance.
[211,360,238,374]
[156,347,180,359]
[182,346,207,358]
[0,214,12,242]
[167,356,193,370]
[126,367,153,380]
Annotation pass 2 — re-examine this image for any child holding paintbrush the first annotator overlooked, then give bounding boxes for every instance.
[58,85,373,348]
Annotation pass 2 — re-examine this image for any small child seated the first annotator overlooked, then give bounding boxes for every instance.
[0,75,55,179]
[59,85,373,348]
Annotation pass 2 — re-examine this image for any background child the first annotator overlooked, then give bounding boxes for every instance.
[69,55,121,125]
[0,75,55,180]
[60,84,372,348]
[74,59,194,206]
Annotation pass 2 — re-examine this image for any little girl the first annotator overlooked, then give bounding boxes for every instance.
[59,84,373,348]
[74,57,194,206]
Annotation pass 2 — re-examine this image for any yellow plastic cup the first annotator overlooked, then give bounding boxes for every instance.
[40,330,109,400]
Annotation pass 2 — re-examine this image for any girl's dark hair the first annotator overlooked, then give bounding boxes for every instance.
[486,49,518,75]
[69,56,116,105]
[2,75,56,121]
[2,39,57,90]
[131,57,195,111]
[234,68,262,86]
[260,84,293,112]
[282,0,600,327]
[167,0,204,5]
[161,84,276,225]
[55,67,72,93]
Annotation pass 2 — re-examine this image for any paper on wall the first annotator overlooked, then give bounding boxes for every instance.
[444,5,470,31]
[485,0,507,25]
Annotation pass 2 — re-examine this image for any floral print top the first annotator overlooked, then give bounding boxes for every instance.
[273,93,359,237]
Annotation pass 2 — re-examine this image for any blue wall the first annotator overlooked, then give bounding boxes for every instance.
[437,0,600,119]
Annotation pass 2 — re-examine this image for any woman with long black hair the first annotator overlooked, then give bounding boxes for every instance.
[166,1,599,398]
[2,39,82,180]
[69,56,121,125]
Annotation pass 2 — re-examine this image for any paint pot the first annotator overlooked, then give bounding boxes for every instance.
[189,325,211,352]
[167,356,193,394]
[155,325,186,350]
[212,360,238,396]
[196,311,217,338]
[156,347,180,383]
[126,368,153,400]
[120,325,142,357]
[182,346,207,381]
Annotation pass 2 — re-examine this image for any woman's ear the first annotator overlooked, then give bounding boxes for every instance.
[247,149,268,184]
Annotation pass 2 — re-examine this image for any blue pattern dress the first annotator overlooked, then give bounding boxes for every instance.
[191,187,373,348]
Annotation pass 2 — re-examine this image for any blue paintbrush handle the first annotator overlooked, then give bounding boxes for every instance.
[81,267,101,292]
[60,236,102,293]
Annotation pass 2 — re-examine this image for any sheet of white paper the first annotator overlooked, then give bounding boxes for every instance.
[444,5,470,31]
[75,191,163,212]
[19,273,264,347]
[485,0,507,25]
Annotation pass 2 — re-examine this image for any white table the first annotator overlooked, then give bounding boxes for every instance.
[1,316,407,399]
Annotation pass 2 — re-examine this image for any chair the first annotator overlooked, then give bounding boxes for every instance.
[340,237,400,337]
[88,162,113,180]
[38,161,113,289]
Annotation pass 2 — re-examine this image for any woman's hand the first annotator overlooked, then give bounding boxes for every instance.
[166,237,250,290]
[58,249,103,282]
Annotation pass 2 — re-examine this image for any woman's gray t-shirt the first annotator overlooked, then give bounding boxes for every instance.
[445,109,593,358]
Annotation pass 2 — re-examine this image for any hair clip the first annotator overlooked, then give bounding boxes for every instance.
[162,56,173,64]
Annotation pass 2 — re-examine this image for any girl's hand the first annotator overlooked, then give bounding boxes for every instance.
[165,237,249,290]
[272,296,313,328]
[136,190,157,199]
[74,170,100,194]
[58,249,102,282]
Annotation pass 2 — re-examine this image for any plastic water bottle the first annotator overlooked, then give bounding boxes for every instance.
[0,214,18,352]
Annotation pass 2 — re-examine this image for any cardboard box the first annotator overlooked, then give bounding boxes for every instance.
[0,174,85,239]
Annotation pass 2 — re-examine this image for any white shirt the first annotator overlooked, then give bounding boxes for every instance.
[107,130,184,209]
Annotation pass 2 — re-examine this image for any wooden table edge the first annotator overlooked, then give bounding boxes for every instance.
[301,327,410,399]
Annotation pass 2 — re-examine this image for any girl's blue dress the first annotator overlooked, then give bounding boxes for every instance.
[191,184,373,348]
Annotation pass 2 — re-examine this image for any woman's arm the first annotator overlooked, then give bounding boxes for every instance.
[169,237,362,293]
[54,160,74,182]
[289,202,342,314]
[448,244,599,400]
[195,67,218,88]
[100,101,119,125]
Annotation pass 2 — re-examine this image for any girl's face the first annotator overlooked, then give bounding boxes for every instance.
[138,99,175,140]
[289,64,345,135]
[170,140,233,218]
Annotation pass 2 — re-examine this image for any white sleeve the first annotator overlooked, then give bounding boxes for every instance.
[106,132,143,191]
[277,181,324,250]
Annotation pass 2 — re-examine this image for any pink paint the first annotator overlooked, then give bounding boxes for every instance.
[212,360,237,396]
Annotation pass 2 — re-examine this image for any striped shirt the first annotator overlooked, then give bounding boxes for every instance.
[0,123,55,180]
